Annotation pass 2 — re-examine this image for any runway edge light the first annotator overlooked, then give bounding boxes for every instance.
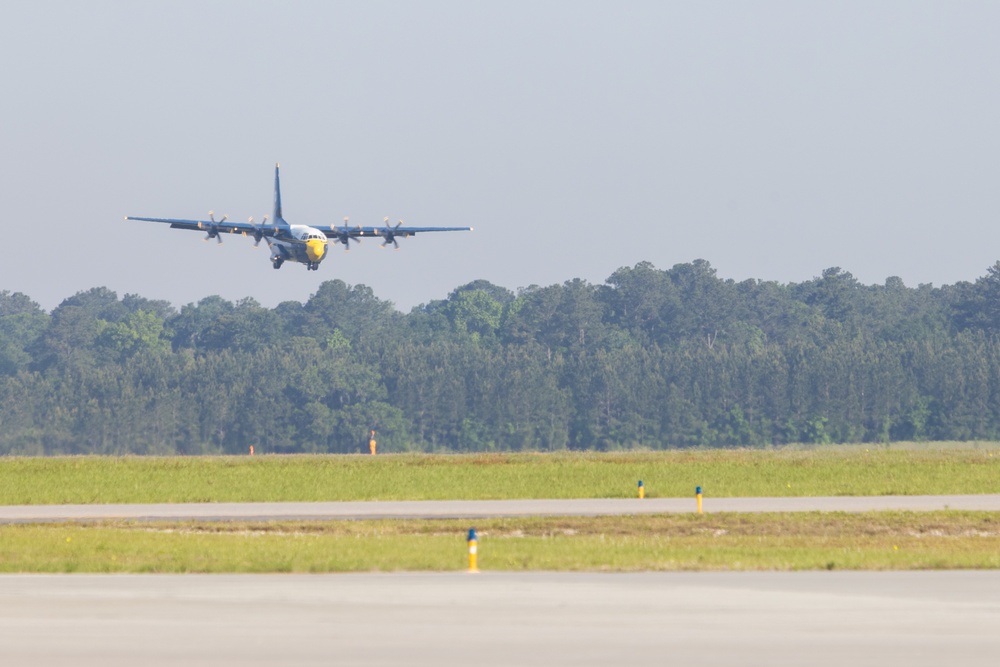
[696,486,703,514]
[638,480,644,499]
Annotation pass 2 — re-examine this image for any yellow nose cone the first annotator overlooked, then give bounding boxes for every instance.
[306,238,327,262]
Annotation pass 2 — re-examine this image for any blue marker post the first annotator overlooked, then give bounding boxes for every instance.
[638,480,644,499]
[467,528,479,573]
[696,486,703,514]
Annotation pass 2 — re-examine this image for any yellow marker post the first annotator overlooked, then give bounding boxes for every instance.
[467,528,479,573]
[638,480,644,499]
[696,486,703,514]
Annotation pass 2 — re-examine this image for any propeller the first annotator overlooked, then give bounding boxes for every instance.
[334,216,358,251]
[381,217,404,250]
[202,210,228,244]
[247,216,267,247]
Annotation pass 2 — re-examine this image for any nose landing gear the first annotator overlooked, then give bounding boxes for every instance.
[272,257,284,270]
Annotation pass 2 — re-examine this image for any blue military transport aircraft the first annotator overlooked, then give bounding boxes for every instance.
[126,164,472,271]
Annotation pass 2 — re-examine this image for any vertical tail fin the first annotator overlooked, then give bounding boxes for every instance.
[273,162,286,225]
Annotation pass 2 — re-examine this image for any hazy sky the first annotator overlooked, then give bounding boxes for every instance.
[2,1,998,312]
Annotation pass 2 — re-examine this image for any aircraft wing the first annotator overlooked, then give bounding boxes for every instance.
[126,216,274,240]
[319,224,473,241]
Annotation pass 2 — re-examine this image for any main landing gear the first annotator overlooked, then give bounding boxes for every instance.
[272,258,319,271]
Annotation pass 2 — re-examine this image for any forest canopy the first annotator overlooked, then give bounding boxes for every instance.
[4,260,1000,454]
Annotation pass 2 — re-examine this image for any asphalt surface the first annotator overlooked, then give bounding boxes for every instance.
[2,571,999,666]
[2,495,1000,522]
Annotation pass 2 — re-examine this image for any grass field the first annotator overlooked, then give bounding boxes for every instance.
[2,446,998,573]
[0,445,998,505]
[2,512,998,572]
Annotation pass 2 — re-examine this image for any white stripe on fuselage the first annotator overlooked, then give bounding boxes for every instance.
[289,225,326,242]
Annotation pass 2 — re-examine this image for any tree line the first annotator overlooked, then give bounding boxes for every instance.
[4,259,1000,454]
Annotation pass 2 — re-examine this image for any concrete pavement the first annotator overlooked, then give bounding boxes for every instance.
[2,572,999,666]
[2,495,1000,523]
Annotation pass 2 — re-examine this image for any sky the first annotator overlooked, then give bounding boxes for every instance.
[1,1,999,312]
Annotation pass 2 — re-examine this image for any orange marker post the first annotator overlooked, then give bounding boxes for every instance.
[249,445,254,456]
[467,528,479,573]
[369,430,377,456]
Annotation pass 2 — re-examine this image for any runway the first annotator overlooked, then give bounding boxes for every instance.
[2,571,999,666]
[1,494,1000,522]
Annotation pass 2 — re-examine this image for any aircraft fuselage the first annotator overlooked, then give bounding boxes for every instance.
[268,225,329,271]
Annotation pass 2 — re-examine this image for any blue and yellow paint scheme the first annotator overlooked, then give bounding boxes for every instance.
[126,164,472,271]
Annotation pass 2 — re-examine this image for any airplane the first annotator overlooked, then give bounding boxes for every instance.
[126,164,472,271]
